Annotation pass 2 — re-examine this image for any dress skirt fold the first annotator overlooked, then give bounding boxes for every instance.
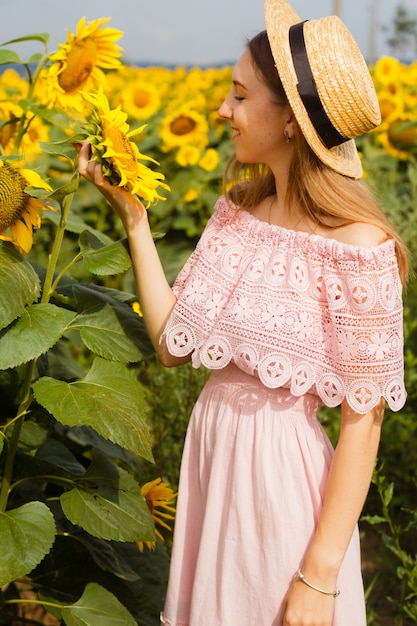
[161,364,366,625]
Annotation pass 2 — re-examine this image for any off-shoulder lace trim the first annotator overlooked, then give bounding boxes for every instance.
[162,196,406,414]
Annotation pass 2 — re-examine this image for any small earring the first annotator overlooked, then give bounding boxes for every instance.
[284,130,291,144]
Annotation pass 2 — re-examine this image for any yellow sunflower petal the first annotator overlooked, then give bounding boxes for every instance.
[21,168,52,192]
[140,477,177,544]
[136,540,157,552]
[0,231,13,243]
[9,219,33,255]
[22,199,42,230]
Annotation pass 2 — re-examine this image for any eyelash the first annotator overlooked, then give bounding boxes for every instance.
[234,96,245,102]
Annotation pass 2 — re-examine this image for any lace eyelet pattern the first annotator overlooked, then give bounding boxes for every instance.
[163,197,406,414]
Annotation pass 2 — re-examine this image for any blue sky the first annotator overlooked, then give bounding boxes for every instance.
[0,0,415,66]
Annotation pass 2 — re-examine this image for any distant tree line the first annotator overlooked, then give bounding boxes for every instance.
[385,2,417,61]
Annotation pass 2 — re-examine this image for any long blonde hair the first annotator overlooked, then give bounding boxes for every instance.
[223,31,409,285]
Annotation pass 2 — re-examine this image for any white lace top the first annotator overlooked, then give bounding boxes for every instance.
[162,196,406,414]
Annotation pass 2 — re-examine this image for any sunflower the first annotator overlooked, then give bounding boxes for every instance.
[44,17,123,109]
[0,102,50,163]
[0,159,52,255]
[82,86,170,205]
[372,56,402,89]
[199,148,220,172]
[160,106,209,152]
[376,113,417,161]
[176,144,201,167]
[115,80,161,121]
[387,114,417,153]
[137,478,176,552]
[0,68,29,101]
[378,130,409,161]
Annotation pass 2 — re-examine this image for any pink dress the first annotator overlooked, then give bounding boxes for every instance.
[160,196,406,626]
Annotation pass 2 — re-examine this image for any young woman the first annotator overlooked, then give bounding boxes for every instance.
[77,0,408,623]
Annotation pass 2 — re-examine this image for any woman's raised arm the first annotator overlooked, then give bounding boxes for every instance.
[76,141,190,367]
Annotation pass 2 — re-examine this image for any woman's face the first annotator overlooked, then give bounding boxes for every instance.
[218,49,292,167]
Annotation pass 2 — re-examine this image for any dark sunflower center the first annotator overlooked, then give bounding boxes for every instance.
[170,116,197,136]
[108,128,137,164]
[58,39,98,92]
[0,166,28,230]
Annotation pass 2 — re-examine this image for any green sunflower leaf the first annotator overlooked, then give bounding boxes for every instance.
[68,303,143,363]
[1,33,50,47]
[33,357,153,461]
[61,582,137,626]
[49,173,80,204]
[0,49,23,65]
[73,535,141,581]
[24,53,43,65]
[0,303,75,370]
[60,452,154,542]
[0,242,40,330]
[57,279,154,359]
[0,501,56,587]
[79,231,132,276]
[39,141,78,161]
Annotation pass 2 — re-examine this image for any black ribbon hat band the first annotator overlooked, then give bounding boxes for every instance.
[289,21,349,149]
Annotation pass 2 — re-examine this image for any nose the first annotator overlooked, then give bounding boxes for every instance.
[218,93,233,120]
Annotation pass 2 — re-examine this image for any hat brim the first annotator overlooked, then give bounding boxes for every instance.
[264,0,363,179]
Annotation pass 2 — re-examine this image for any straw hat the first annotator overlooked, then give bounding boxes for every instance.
[264,0,381,179]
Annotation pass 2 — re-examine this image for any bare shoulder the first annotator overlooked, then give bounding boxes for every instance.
[327,222,387,248]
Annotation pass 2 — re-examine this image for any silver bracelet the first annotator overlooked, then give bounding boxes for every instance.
[296,570,340,597]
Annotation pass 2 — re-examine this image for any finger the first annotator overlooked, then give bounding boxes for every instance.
[92,163,107,186]
[75,143,112,190]
[77,143,94,176]
[79,141,92,161]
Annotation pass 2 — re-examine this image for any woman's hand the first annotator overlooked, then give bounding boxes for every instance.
[280,397,385,625]
[74,142,148,232]
[281,577,335,626]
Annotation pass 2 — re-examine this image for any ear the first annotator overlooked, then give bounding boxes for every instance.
[284,111,295,141]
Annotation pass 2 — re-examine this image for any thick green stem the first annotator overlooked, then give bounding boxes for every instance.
[41,193,74,303]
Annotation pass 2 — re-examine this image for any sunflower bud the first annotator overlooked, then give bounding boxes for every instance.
[388,118,417,150]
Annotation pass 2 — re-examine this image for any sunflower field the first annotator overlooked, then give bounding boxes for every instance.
[0,16,416,626]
